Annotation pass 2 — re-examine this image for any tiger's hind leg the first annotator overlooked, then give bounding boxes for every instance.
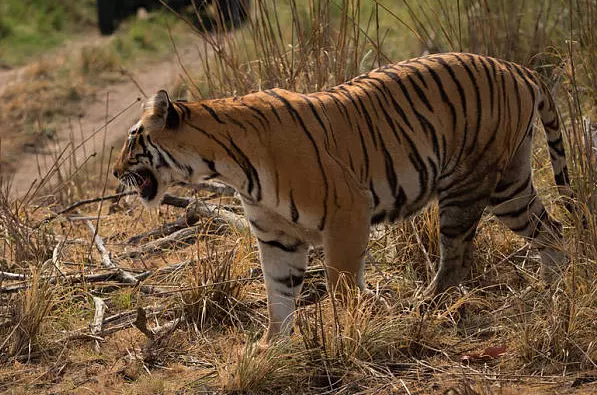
[490,141,566,283]
[426,196,489,296]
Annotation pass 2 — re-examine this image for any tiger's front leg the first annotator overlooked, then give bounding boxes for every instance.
[256,235,309,344]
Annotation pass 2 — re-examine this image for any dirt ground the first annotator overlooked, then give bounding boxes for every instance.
[0,32,200,198]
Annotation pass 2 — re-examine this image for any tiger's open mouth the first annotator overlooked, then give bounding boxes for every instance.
[127,168,158,201]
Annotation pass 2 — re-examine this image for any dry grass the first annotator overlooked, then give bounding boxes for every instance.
[0,0,596,393]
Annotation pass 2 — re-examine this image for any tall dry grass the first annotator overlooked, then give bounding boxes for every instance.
[1,0,596,392]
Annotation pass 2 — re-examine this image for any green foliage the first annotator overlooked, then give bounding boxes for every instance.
[0,0,95,66]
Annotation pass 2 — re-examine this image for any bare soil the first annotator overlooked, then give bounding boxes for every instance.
[0,32,199,197]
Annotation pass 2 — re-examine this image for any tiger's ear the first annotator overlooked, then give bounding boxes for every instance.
[142,90,180,131]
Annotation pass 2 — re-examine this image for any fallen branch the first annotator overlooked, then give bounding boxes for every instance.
[90,297,107,351]
[0,272,27,281]
[118,226,203,259]
[86,220,138,284]
[127,198,245,245]
[187,199,248,231]
[127,215,199,245]
[0,270,153,294]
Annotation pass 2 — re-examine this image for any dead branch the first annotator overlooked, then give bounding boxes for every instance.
[90,297,107,337]
[50,240,67,279]
[121,200,247,259]
[0,272,27,281]
[187,199,248,231]
[127,215,198,245]
[118,225,203,259]
[0,270,153,294]
[127,197,245,245]
[41,306,170,354]
[85,220,138,284]
[134,307,182,340]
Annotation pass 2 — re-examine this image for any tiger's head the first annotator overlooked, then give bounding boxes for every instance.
[113,90,188,208]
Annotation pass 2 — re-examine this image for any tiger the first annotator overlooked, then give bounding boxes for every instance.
[113,52,572,344]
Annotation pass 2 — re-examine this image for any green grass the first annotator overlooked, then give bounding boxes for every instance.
[0,0,96,67]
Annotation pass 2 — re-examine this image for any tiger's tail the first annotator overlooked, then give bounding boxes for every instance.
[536,78,574,214]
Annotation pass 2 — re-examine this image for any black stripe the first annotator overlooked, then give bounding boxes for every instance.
[145,135,169,169]
[166,104,181,129]
[289,190,299,223]
[337,86,377,156]
[241,103,269,127]
[201,103,225,124]
[369,180,380,207]
[431,56,468,171]
[453,55,482,155]
[228,139,262,201]
[223,114,248,132]
[400,64,429,89]
[258,237,304,253]
[185,121,260,200]
[494,203,530,219]
[371,210,386,225]
[273,274,304,288]
[506,64,524,137]
[554,168,570,186]
[137,135,153,166]
[415,60,457,135]
[175,102,191,120]
[380,138,397,194]
[267,102,282,123]
[389,186,407,221]
[364,76,403,143]
[490,173,531,204]
[440,221,477,239]
[405,74,433,112]
[311,95,339,149]
[301,96,333,150]
[265,90,329,230]
[477,56,496,118]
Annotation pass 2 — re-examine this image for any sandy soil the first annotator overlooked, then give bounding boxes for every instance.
[1,33,201,198]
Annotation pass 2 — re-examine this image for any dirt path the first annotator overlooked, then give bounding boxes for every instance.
[6,35,202,198]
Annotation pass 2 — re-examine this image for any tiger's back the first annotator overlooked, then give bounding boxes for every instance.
[114,52,570,344]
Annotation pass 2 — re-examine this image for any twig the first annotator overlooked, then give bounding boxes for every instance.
[134,307,182,347]
[90,297,107,351]
[51,240,67,279]
[127,216,199,245]
[0,272,27,281]
[0,270,153,294]
[118,225,203,259]
[85,220,138,284]
[40,191,135,224]
[410,219,435,277]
